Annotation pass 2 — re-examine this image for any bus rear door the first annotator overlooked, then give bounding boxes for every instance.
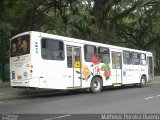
[111,51,122,85]
[67,46,82,88]
[147,56,154,81]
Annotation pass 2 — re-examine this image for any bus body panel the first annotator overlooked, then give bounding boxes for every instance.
[10,31,154,90]
[10,32,34,87]
[31,33,68,89]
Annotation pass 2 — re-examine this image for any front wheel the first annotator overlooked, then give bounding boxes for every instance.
[140,76,147,87]
[90,77,103,93]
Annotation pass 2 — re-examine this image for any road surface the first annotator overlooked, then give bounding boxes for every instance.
[0,83,160,120]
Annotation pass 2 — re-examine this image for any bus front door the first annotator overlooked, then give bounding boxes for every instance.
[111,52,122,84]
[147,56,154,81]
[67,46,82,88]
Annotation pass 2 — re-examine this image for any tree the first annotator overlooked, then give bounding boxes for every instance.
[0,0,160,78]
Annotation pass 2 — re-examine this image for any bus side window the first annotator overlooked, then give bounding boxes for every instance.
[123,51,131,65]
[41,38,64,60]
[41,39,48,58]
[140,53,146,65]
[131,52,139,65]
[98,47,110,63]
[112,52,116,69]
[84,45,97,62]
[67,47,72,68]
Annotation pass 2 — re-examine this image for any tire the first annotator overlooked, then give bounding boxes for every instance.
[140,76,147,87]
[90,77,103,93]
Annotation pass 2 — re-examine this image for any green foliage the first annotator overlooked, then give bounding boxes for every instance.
[0,0,160,75]
[4,71,10,82]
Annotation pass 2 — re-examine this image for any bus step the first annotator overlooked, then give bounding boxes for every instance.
[112,83,122,87]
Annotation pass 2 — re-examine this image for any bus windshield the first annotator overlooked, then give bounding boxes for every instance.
[10,34,30,57]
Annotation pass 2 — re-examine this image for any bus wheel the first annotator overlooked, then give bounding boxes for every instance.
[90,77,102,93]
[140,76,146,87]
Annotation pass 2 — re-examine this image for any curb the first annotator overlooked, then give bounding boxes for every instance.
[0,88,68,101]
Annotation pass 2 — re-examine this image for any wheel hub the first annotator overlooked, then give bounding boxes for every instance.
[94,81,100,90]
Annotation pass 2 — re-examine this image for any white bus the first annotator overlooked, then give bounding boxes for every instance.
[10,31,154,93]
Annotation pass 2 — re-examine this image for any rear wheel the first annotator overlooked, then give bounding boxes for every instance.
[90,77,102,93]
[140,76,147,87]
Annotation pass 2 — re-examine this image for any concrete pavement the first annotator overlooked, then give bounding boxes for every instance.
[0,76,160,101]
[0,86,65,101]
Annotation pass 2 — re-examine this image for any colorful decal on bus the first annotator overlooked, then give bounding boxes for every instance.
[101,63,111,80]
[76,56,111,81]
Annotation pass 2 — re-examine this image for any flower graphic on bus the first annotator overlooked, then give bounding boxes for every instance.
[75,64,92,80]
[22,40,28,52]
[97,67,100,73]
[82,65,91,79]
[18,38,22,46]
[101,63,111,80]
[91,55,101,75]
[92,55,99,65]
[12,44,16,53]
[75,56,111,81]
[17,38,28,52]
[103,70,111,77]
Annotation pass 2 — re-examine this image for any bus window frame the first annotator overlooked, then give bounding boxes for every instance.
[140,53,146,65]
[131,52,140,65]
[123,51,131,65]
[10,34,30,57]
[98,46,110,63]
[84,44,97,62]
[41,38,65,61]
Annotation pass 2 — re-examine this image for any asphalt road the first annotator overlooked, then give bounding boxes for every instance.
[0,83,160,120]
